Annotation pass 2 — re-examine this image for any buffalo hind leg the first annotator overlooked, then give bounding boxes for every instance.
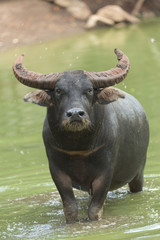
[129,171,144,193]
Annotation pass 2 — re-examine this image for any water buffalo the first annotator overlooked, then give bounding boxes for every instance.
[13,49,149,223]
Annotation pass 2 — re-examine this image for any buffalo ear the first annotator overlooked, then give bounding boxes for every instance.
[24,90,53,107]
[96,87,125,104]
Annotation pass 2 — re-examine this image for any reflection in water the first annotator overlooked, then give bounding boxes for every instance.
[0,19,160,240]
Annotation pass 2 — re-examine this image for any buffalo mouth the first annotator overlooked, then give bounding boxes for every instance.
[62,118,91,132]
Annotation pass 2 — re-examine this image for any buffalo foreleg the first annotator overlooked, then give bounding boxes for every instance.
[88,170,112,221]
[49,162,78,224]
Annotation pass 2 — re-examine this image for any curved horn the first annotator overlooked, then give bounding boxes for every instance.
[85,49,130,88]
[13,54,62,90]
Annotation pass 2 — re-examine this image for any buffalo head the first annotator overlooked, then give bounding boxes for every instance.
[13,49,129,132]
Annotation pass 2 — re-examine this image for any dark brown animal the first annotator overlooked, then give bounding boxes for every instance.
[13,49,149,223]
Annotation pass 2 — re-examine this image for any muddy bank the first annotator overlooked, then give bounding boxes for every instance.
[0,0,159,51]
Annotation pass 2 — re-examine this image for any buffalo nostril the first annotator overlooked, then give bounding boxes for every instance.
[66,108,85,119]
[66,111,72,118]
[79,111,85,117]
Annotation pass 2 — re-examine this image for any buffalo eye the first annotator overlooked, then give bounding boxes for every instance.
[55,88,62,96]
[86,88,93,95]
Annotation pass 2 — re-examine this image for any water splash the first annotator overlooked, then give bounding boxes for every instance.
[20,150,24,155]
[125,222,160,233]
[150,38,155,43]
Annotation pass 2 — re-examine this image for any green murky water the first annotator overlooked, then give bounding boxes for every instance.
[0,19,160,240]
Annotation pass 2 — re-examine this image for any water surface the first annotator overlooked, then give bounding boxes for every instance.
[0,19,160,239]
